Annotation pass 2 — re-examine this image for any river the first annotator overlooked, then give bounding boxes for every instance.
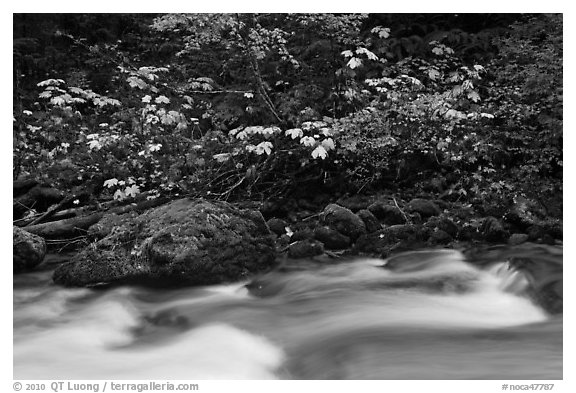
[13,248,562,379]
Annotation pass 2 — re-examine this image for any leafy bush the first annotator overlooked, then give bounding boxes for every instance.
[12,14,562,215]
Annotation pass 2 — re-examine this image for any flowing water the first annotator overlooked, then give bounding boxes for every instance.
[13,248,562,380]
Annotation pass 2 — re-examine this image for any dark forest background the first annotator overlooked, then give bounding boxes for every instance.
[13,13,562,222]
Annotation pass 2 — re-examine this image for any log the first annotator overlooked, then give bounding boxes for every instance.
[14,194,153,227]
[13,186,65,218]
[24,196,169,239]
[26,195,76,227]
[13,179,39,197]
[24,213,105,239]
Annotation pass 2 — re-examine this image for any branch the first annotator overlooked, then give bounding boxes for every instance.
[393,197,411,224]
[235,13,284,124]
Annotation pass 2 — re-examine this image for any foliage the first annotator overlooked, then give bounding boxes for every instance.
[13,13,562,216]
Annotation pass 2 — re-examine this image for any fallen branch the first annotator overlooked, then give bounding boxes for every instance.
[24,196,169,239]
[393,197,411,224]
[24,213,104,239]
[25,195,76,227]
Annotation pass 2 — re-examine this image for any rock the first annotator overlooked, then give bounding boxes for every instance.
[508,233,529,246]
[540,234,556,245]
[354,225,430,256]
[465,244,563,314]
[320,204,366,241]
[13,226,46,273]
[288,240,324,258]
[87,211,139,240]
[313,226,351,249]
[266,218,289,236]
[407,198,441,218]
[335,195,376,212]
[481,216,509,243]
[53,199,277,287]
[357,209,382,233]
[276,234,292,249]
[428,229,452,245]
[13,178,39,197]
[367,202,406,225]
[527,223,563,243]
[458,225,482,241]
[259,200,289,219]
[425,216,459,238]
[297,199,315,210]
[291,227,314,241]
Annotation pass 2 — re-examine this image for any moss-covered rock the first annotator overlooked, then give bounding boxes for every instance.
[320,204,366,241]
[53,198,277,287]
[288,240,325,258]
[13,226,46,273]
[367,201,406,225]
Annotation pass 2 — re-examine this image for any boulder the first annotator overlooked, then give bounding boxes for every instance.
[428,229,453,245]
[320,204,366,241]
[53,199,277,287]
[508,233,529,246]
[335,195,376,212]
[13,226,46,273]
[465,244,563,314]
[291,227,315,241]
[288,240,324,259]
[407,198,441,218]
[266,217,289,236]
[425,216,459,238]
[356,209,382,233]
[458,224,482,241]
[313,226,351,249]
[354,224,430,256]
[527,224,562,243]
[87,211,139,240]
[367,202,406,225]
[482,216,509,243]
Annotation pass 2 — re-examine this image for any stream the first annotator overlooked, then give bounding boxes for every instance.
[13,248,562,380]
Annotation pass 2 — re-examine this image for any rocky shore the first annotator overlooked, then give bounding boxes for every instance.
[13,193,563,313]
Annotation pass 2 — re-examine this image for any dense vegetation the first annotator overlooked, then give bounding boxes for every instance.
[13,13,562,220]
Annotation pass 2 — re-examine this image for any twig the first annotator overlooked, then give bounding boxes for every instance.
[393,197,411,224]
[26,195,74,227]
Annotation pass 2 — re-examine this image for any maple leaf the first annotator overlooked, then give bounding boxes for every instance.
[39,91,52,99]
[103,178,119,188]
[428,68,441,80]
[124,185,140,198]
[341,50,353,58]
[311,145,328,160]
[255,141,273,155]
[285,128,303,139]
[155,95,170,104]
[300,136,316,147]
[321,138,335,151]
[127,76,148,89]
[347,57,362,69]
[113,189,125,201]
[468,91,481,102]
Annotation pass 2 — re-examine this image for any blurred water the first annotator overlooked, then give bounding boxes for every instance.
[13,248,562,379]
